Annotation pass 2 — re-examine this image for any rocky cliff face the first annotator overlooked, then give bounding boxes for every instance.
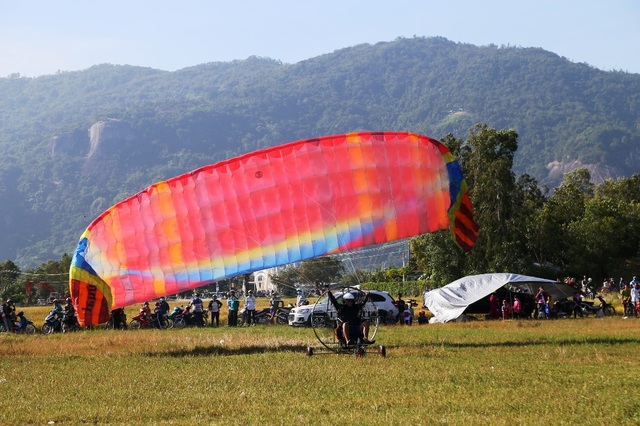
[546,160,619,185]
[86,119,135,160]
[50,118,135,160]
[49,129,88,157]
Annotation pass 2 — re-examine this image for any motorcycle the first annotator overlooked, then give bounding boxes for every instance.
[580,296,616,317]
[129,310,173,330]
[14,312,37,334]
[62,312,81,332]
[594,295,616,316]
[273,304,294,325]
[551,298,574,318]
[105,308,128,330]
[1,311,37,334]
[169,305,194,328]
[238,307,271,326]
[42,309,64,334]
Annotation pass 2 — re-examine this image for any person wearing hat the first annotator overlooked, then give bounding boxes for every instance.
[63,297,78,329]
[244,290,257,326]
[208,295,223,327]
[191,293,204,327]
[327,291,373,345]
[296,289,307,307]
[2,299,16,332]
[227,290,239,326]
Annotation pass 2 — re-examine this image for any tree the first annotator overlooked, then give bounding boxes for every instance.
[410,125,549,285]
[410,231,465,286]
[271,256,344,295]
[461,125,527,272]
[0,260,21,300]
[564,174,640,279]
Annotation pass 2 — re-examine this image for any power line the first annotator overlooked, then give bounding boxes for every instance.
[0,270,69,277]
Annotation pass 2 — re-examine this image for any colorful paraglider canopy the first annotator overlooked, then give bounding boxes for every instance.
[70,132,478,325]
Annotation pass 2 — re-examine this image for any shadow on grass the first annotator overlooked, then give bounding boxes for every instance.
[145,344,306,357]
[144,337,640,357]
[432,337,640,349]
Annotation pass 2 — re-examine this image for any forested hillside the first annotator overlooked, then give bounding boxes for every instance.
[1,36,639,266]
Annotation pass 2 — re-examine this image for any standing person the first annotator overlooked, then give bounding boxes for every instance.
[621,283,632,318]
[269,294,283,323]
[535,287,550,319]
[227,290,239,326]
[153,302,164,328]
[396,294,405,324]
[403,302,413,325]
[572,291,583,319]
[159,297,170,317]
[2,299,15,331]
[191,293,204,327]
[580,275,589,295]
[244,290,256,326]
[208,296,222,327]
[139,302,152,327]
[512,297,522,319]
[501,299,512,320]
[489,292,500,319]
[110,308,126,330]
[631,283,640,318]
[0,301,5,331]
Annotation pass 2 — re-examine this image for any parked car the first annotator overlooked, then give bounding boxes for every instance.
[288,290,399,327]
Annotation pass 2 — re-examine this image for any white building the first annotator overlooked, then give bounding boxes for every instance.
[251,267,281,294]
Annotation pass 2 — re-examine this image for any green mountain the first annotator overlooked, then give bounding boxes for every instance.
[1,36,639,267]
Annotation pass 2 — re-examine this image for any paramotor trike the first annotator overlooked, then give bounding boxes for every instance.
[305,287,387,358]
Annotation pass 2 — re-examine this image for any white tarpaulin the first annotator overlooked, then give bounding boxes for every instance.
[424,273,556,323]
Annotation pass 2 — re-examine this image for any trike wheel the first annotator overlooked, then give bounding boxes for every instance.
[378,345,387,357]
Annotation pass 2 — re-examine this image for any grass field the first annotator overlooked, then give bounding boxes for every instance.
[2,299,640,425]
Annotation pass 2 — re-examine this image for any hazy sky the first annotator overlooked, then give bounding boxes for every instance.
[1,0,638,77]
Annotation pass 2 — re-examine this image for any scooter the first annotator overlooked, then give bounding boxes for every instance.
[62,312,81,332]
[1,311,37,334]
[594,295,616,316]
[129,310,172,329]
[105,308,128,330]
[169,305,194,328]
[273,304,294,325]
[580,295,615,317]
[42,309,64,334]
[238,307,271,326]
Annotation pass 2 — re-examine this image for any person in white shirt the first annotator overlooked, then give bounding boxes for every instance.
[296,289,307,307]
[208,296,222,327]
[631,284,640,317]
[244,290,257,326]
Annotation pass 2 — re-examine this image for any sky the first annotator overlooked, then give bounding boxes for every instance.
[1,0,639,78]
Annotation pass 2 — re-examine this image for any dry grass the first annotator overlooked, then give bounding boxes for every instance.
[2,299,640,425]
